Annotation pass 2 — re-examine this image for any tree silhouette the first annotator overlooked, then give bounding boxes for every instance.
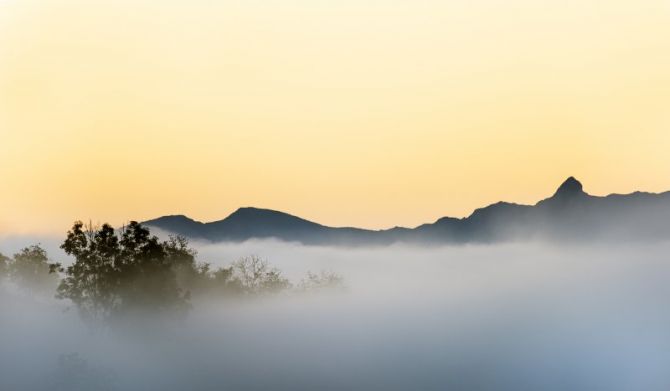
[163,235,204,294]
[56,221,190,324]
[0,251,9,279]
[10,244,58,294]
[52,220,341,325]
[210,265,244,295]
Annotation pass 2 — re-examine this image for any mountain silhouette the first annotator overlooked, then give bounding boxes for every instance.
[143,177,670,245]
[552,176,585,197]
[145,207,384,245]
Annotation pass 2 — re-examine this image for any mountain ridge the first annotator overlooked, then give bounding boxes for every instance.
[143,178,670,245]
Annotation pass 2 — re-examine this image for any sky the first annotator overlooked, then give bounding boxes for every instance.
[1,0,669,234]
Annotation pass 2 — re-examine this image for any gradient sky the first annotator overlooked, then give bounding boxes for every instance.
[1,0,669,234]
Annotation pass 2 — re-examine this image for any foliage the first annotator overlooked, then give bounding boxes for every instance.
[0,251,9,278]
[56,221,190,323]
[163,235,199,290]
[13,219,346,325]
[196,263,244,295]
[10,244,58,293]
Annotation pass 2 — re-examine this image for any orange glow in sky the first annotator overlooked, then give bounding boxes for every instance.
[1,0,669,233]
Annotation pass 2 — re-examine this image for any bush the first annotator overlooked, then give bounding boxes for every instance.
[10,245,58,294]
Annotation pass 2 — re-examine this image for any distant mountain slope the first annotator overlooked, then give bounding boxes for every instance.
[143,177,670,245]
[144,207,386,245]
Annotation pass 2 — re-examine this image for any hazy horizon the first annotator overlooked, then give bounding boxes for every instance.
[2,0,670,234]
[3,175,670,236]
[2,1,670,390]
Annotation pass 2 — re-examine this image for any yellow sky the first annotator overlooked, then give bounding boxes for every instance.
[1,0,669,234]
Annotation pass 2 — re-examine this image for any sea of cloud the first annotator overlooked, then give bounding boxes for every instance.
[2,237,670,390]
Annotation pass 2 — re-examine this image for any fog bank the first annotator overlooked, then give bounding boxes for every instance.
[2,240,670,390]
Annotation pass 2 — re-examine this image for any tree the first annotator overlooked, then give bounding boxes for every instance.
[56,221,190,324]
[10,244,58,294]
[231,255,291,295]
[0,251,10,279]
[190,262,244,296]
[163,235,202,293]
[210,265,244,295]
[154,235,246,297]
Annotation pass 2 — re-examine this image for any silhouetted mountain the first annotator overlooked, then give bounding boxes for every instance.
[143,178,670,245]
[552,176,585,198]
[145,207,384,245]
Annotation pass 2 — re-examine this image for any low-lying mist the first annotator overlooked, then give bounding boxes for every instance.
[2,237,670,390]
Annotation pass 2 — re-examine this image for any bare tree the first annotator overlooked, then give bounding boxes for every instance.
[231,255,291,295]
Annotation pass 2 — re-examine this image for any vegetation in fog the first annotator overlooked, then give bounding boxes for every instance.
[1,244,59,294]
[53,221,191,323]
[0,252,9,279]
[230,255,292,295]
[0,220,343,326]
[3,236,670,391]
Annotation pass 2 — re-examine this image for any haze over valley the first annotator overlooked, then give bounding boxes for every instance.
[2,0,670,389]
